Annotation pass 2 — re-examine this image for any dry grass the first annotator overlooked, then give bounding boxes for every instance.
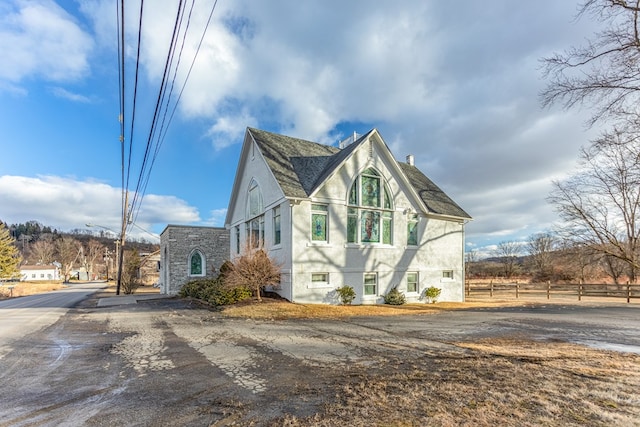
[0,281,67,298]
[218,299,526,319]
[269,339,640,426]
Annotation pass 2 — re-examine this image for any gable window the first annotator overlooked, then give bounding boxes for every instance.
[407,214,419,245]
[273,206,281,245]
[407,272,418,293]
[311,204,328,241]
[364,272,377,296]
[347,168,393,244]
[190,250,204,276]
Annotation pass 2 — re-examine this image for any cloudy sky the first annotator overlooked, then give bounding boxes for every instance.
[0,0,603,251]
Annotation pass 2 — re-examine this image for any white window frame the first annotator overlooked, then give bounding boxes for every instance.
[442,270,454,281]
[311,204,328,242]
[308,272,332,289]
[273,206,281,245]
[364,272,378,296]
[407,271,419,293]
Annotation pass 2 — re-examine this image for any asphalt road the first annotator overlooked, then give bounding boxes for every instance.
[0,293,638,426]
[0,282,108,360]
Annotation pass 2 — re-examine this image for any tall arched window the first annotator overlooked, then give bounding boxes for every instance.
[189,250,205,276]
[245,178,265,248]
[347,167,393,244]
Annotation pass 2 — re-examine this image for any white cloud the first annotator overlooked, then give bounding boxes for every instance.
[0,175,200,236]
[50,87,91,103]
[77,0,605,250]
[0,0,93,84]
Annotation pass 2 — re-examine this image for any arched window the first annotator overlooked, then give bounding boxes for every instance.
[347,167,393,244]
[189,250,205,276]
[246,178,263,218]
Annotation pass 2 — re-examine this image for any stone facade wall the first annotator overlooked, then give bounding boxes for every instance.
[160,225,230,295]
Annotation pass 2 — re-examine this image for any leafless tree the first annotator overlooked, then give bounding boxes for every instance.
[54,237,82,282]
[84,240,105,280]
[493,241,522,278]
[526,232,556,282]
[225,244,281,301]
[548,124,640,282]
[29,238,56,264]
[541,0,640,125]
[601,251,628,284]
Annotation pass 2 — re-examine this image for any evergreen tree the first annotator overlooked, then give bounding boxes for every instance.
[0,223,21,279]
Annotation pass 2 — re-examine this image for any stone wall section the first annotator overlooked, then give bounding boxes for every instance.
[160,225,230,295]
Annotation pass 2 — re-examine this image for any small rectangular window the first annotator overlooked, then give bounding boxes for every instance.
[382,211,392,244]
[442,270,453,279]
[364,273,377,296]
[347,207,358,243]
[273,206,281,245]
[40,273,45,278]
[311,204,328,241]
[311,273,328,283]
[407,214,418,245]
[407,272,418,293]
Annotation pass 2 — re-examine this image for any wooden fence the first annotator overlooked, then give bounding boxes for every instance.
[465,281,640,303]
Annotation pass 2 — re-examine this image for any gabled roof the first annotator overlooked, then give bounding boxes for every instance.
[246,127,471,220]
[398,163,471,219]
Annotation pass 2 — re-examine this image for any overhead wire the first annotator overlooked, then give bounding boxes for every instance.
[127,0,219,228]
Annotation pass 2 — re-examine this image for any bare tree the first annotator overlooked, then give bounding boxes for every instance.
[541,0,640,125]
[29,238,56,264]
[548,124,640,282]
[84,240,105,281]
[526,232,556,282]
[54,237,82,282]
[120,249,142,294]
[493,241,522,278]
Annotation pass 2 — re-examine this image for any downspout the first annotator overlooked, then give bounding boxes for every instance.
[290,200,295,302]
[462,220,469,302]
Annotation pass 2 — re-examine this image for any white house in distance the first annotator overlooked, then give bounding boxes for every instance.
[225,127,471,304]
[20,264,61,282]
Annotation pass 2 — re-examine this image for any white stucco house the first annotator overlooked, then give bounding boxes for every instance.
[20,264,61,282]
[225,127,471,304]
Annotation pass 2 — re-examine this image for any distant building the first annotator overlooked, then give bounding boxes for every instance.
[20,265,61,282]
[159,225,230,295]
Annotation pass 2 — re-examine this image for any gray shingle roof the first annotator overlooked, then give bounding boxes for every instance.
[398,163,471,219]
[248,127,471,219]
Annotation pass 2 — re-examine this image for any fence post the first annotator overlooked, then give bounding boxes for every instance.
[547,281,550,300]
[490,280,493,298]
[628,281,631,304]
[578,281,582,301]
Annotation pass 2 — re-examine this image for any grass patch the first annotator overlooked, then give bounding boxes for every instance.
[219,299,520,319]
[0,281,67,298]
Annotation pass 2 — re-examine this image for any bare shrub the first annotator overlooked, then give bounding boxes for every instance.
[224,248,281,302]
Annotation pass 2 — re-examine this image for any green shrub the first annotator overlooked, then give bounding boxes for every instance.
[336,285,356,305]
[424,286,441,303]
[179,277,251,306]
[383,286,406,305]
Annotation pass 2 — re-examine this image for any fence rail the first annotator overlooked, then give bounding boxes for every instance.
[465,281,640,303]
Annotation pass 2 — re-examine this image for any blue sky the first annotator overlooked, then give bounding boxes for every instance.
[0,0,603,253]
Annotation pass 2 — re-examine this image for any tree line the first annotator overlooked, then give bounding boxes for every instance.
[467,233,635,284]
[0,220,158,285]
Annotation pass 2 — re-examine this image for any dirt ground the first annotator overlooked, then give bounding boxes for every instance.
[1,287,639,426]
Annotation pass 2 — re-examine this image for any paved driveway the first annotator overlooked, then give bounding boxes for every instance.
[0,297,638,426]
